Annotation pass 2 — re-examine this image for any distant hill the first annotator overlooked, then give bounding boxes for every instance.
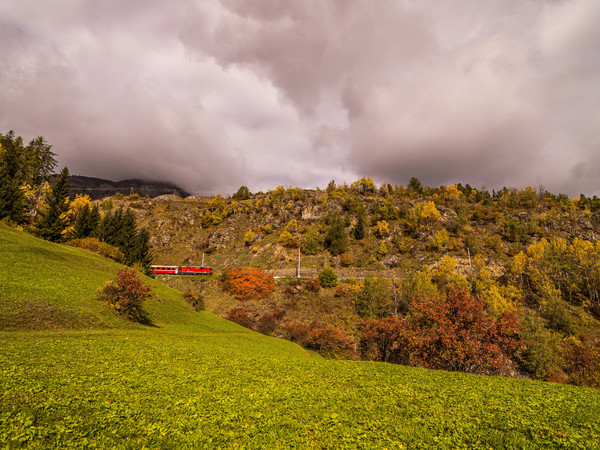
[68,175,190,199]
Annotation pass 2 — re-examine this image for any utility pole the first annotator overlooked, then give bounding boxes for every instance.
[297,247,301,278]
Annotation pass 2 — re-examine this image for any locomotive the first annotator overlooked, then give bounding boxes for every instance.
[150,265,213,275]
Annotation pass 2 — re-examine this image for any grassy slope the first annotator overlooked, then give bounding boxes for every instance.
[1,224,600,448]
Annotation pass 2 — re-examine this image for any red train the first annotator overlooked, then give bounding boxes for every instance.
[150,265,213,275]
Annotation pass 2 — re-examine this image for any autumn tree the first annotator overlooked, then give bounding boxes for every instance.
[96,268,153,322]
[221,267,275,301]
[404,286,523,375]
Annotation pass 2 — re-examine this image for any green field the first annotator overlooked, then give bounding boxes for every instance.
[1,224,600,448]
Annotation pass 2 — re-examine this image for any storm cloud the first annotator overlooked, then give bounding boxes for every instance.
[1,0,599,195]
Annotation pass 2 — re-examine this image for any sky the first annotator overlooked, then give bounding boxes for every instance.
[1,0,599,196]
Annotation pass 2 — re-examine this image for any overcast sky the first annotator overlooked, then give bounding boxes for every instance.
[1,0,599,196]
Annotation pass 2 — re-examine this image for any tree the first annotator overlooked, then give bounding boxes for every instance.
[0,131,26,224]
[408,176,424,194]
[323,211,348,255]
[96,268,152,322]
[24,136,57,188]
[355,277,391,319]
[68,203,101,239]
[232,185,252,200]
[301,225,321,255]
[221,267,275,301]
[352,208,366,240]
[405,286,523,375]
[35,167,70,242]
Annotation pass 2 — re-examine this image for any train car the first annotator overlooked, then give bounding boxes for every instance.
[150,265,179,275]
[150,265,213,276]
[179,266,213,275]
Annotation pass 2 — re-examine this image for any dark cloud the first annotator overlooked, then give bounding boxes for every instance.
[1,0,599,195]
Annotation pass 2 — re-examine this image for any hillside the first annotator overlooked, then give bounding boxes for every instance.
[1,223,600,447]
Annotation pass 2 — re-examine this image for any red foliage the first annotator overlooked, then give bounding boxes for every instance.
[279,321,356,357]
[404,286,523,375]
[221,267,275,301]
[279,322,312,343]
[226,308,255,329]
[97,268,152,322]
[256,310,285,335]
[305,278,321,292]
[304,327,356,357]
[563,336,600,388]
[334,286,347,298]
[358,317,408,363]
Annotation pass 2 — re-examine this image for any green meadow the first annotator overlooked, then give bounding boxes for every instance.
[1,224,600,448]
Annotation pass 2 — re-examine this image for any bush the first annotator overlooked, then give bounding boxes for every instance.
[182,289,205,311]
[563,335,600,388]
[358,317,408,363]
[318,267,337,288]
[256,310,285,335]
[96,268,152,322]
[280,321,355,358]
[405,286,524,375]
[355,277,391,319]
[226,308,255,329]
[305,278,321,292]
[221,267,275,301]
[67,237,125,263]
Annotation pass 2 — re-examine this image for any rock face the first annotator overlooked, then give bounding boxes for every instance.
[68,175,190,199]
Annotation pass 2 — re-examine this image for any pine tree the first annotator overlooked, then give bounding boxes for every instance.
[324,211,348,256]
[133,228,153,274]
[69,204,100,239]
[35,167,71,242]
[0,131,26,224]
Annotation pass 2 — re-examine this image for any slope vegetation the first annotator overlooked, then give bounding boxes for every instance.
[1,223,600,448]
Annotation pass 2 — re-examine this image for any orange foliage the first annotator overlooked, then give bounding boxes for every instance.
[221,267,275,301]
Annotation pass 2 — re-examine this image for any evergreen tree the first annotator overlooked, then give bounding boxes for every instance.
[323,211,348,256]
[0,131,26,223]
[133,228,153,274]
[35,167,71,242]
[69,204,100,239]
[353,208,366,240]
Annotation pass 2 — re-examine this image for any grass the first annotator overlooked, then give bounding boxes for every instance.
[2,223,600,448]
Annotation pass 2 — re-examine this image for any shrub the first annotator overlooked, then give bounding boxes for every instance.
[256,310,285,335]
[221,267,275,301]
[226,308,255,329]
[405,286,524,375]
[280,321,355,358]
[244,230,256,246]
[182,289,205,311]
[96,268,152,322]
[563,335,600,388]
[339,253,354,267]
[355,277,391,319]
[305,278,321,292]
[279,322,312,343]
[358,317,408,364]
[318,267,337,288]
[304,327,356,358]
[67,237,125,263]
[334,286,347,298]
